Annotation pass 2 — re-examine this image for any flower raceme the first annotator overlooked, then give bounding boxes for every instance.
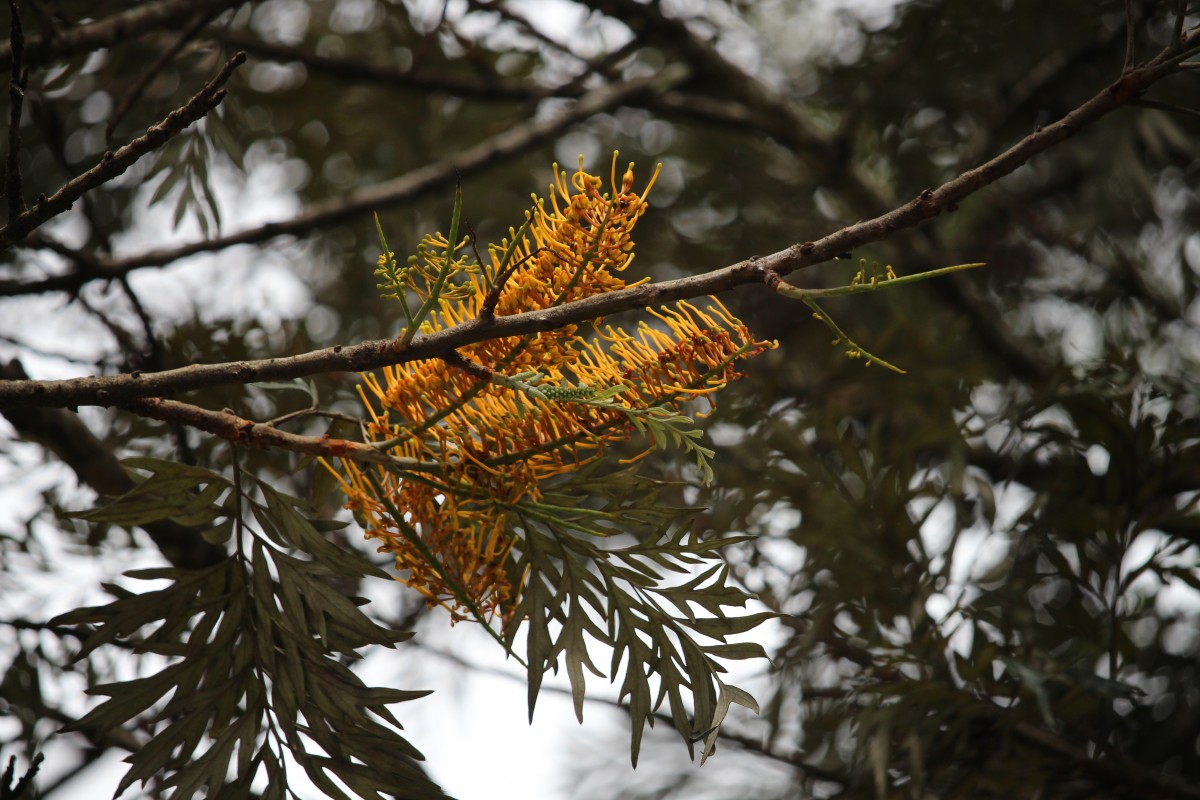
[327,157,775,625]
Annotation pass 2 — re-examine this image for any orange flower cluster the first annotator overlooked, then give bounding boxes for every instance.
[330,157,774,625]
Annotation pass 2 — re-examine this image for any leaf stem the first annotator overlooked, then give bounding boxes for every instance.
[773,262,985,300]
[773,262,986,373]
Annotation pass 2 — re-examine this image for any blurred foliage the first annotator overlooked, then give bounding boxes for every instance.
[1,0,1199,798]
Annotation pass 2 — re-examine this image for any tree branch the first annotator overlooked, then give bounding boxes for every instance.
[592,0,1054,382]
[217,25,795,155]
[105,8,225,143]
[0,66,684,295]
[0,42,1193,410]
[214,27,535,101]
[120,396,408,466]
[0,0,242,71]
[0,50,246,249]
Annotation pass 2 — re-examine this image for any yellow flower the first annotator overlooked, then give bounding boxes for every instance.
[328,156,774,625]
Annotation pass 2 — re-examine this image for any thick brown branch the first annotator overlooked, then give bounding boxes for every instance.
[0,67,682,295]
[0,51,245,249]
[0,45,1191,411]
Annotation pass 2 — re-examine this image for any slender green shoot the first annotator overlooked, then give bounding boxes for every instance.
[775,261,986,373]
[802,294,906,373]
[775,261,985,301]
[374,213,416,330]
[401,183,465,346]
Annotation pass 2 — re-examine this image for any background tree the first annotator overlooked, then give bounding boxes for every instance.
[1,1,1199,799]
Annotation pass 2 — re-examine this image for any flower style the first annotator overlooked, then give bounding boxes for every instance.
[328,156,774,626]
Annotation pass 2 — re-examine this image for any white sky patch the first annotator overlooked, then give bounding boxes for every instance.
[114,154,312,326]
[1084,443,1111,476]
[0,295,117,377]
[350,621,585,800]
[919,481,1036,655]
[707,422,745,447]
[251,0,312,44]
[1121,531,1200,616]
[504,0,633,59]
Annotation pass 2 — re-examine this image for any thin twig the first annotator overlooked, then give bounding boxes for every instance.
[26,697,144,754]
[479,237,541,318]
[122,394,445,472]
[772,262,986,300]
[120,396,426,467]
[215,27,533,100]
[219,24,768,149]
[5,618,138,649]
[0,752,42,800]
[0,67,684,295]
[0,51,246,249]
[115,275,164,370]
[477,250,539,317]
[5,0,26,222]
[0,332,102,366]
[24,231,104,270]
[1130,97,1200,119]
[27,96,117,254]
[0,359,228,569]
[469,6,645,119]
[36,749,105,798]
[441,349,493,381]
[609,0,1053,384]
[105,9,223,143]
[71,292,145,362]
[1123,0,1136,72]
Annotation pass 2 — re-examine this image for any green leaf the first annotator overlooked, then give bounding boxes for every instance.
[57,458,450,800]
[508,466,770,765]
[700,681,760,764]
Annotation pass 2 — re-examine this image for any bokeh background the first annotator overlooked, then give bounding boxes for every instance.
[2,1,1200,798]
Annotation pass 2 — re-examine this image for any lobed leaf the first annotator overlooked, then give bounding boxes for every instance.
[507,466,772,765]
[53,457,447,800]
